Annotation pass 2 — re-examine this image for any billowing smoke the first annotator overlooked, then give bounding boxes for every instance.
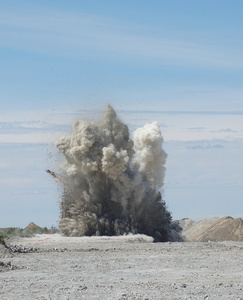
[55,105,181,242]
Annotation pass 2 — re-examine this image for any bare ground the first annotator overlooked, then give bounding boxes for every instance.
[1,234,243,300]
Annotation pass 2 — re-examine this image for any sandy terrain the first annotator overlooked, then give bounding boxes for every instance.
[1,234,243,300]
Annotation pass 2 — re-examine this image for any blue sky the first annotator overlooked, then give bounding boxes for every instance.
[0,1,242,227]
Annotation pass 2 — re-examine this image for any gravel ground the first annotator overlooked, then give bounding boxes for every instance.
[0,234,243,300]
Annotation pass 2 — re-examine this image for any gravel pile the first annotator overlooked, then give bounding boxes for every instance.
[181,217,243,242]
[6,244,41,253]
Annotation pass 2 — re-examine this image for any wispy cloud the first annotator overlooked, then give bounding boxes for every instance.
[0,121,70,134]
[0,8,242,69]
[186,143,224,150]
[211,128,237,133]
[189,127,205,131]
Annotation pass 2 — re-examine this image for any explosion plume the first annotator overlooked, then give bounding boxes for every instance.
[55,105,181,242]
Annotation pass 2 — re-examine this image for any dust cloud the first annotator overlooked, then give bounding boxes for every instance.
[55,105,181,242]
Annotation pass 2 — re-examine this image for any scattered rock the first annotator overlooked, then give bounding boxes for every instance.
[0,237,12,258]
[0,261,23,272]
[6,244,40,253]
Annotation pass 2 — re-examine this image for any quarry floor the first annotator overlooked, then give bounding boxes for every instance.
[1,234,243,300]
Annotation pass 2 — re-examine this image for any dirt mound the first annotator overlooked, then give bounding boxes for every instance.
[24,222,41,231]
[182,216,243,242]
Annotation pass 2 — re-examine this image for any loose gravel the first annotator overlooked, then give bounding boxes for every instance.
[0,234,243,299]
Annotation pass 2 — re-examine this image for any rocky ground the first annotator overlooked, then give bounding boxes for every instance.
[0,234,243,299]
